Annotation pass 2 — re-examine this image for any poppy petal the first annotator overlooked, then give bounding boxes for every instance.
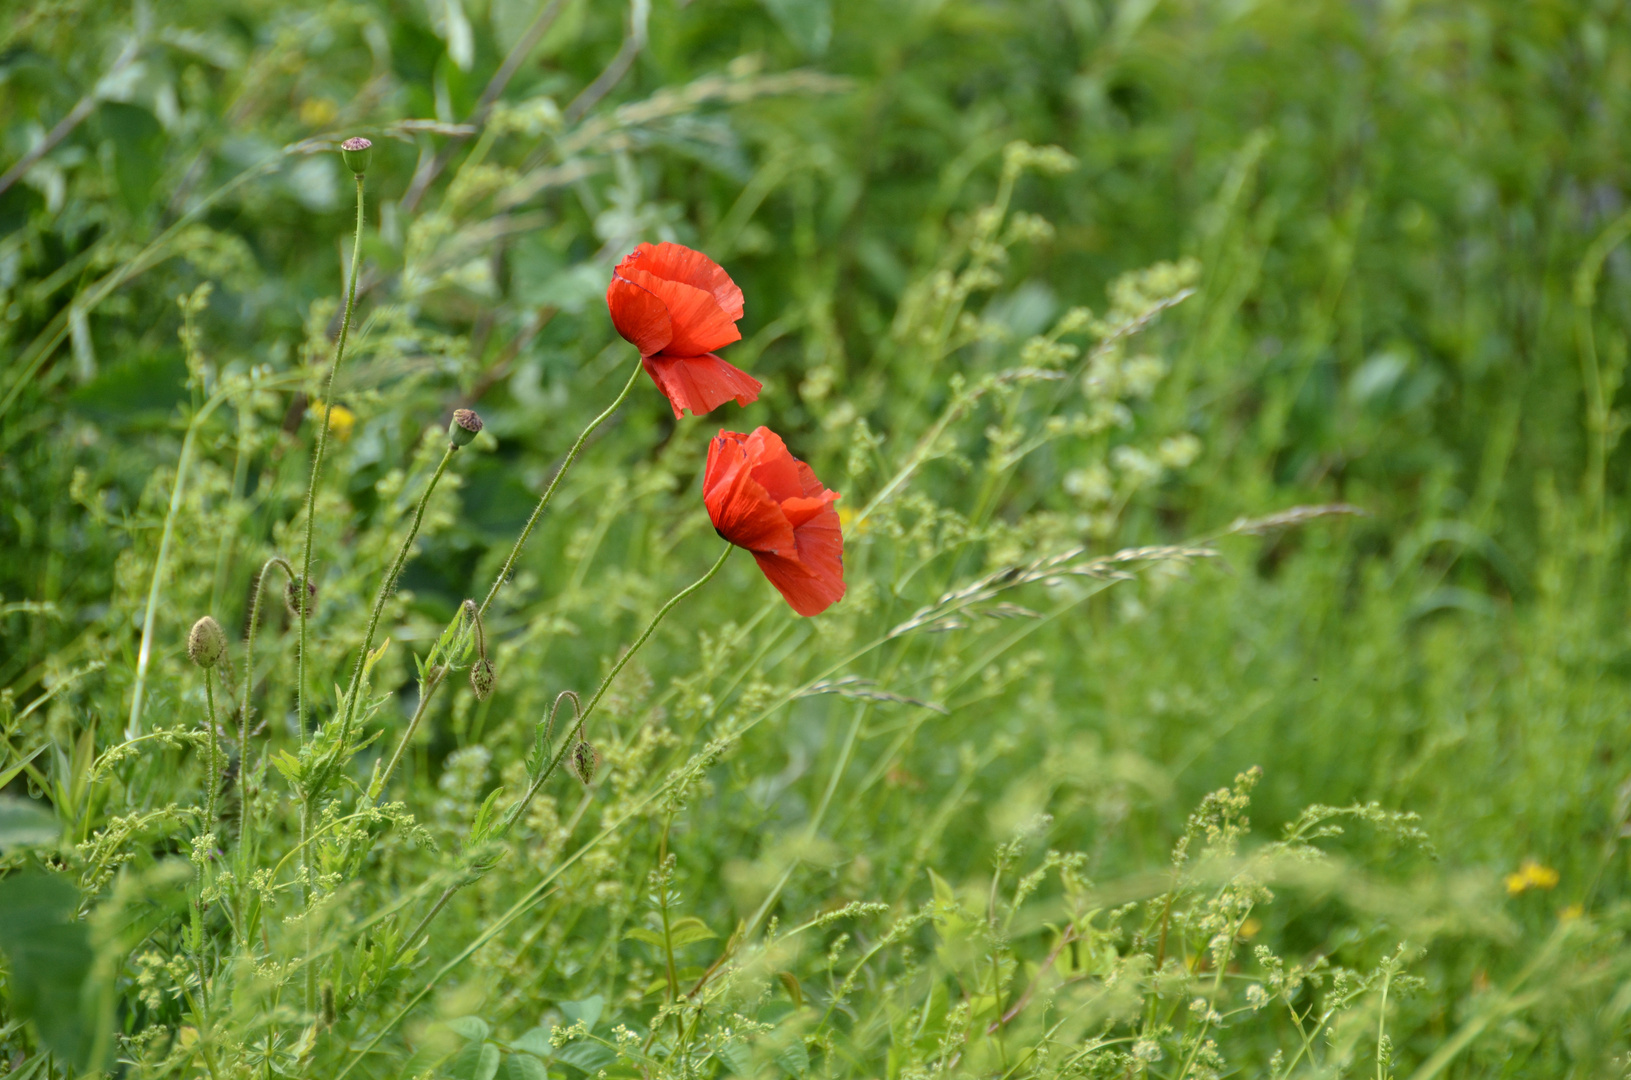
[743,428,805,502]
[620,267,742,356]
[643,353,763,418]
[704,433,796,554]
[607,274,673,356]
[753,545,846,617]
[621,242,744,320]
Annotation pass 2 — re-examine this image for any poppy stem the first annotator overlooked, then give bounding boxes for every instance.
[296,170,367,740]
[498,542,733,836]
[478,357,645,620]
[336,443,458,742]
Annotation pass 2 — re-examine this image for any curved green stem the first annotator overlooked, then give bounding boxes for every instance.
[497,542,732,837]
[297,171,368,738]
[238,555,296,878]
[338,443,458,739]
[478,357,644,619]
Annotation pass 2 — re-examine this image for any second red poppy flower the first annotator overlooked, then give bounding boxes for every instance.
[607,242,763,418]
[704,427,845,616]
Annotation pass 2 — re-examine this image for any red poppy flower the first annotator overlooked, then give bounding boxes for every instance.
[704,427,845,616]
[606,242,763,418]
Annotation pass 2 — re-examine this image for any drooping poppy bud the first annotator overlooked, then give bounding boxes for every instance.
[571,740,599,785]
[188,616,228,668]
[606,243,762,418]
[471,658,495,701]
[286,578,317,619]
[449,408,483,448]
[340,136,373,175]
[703,427,845,616]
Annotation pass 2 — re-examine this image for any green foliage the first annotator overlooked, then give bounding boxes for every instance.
[4,0,1631,1078]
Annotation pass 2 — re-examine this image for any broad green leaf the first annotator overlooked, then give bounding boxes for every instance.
[555,1040,615,1074]
[499,1053,548,1080]
[623,926,666,947]
[448,1016,491,1042]
[0,795,57,849]
[0,873,100,1070]
[560,994,604,1031]
[716,1041,753,1078]
[666,916,718,948]
[511,1026,553,1057]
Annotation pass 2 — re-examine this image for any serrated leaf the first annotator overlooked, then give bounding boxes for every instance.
[776,1039,810,1077]
[716,1041,753,1078]
[0,796,57,848]
[270,750,303,785]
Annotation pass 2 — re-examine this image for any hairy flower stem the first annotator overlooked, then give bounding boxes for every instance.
[388,545,733,978]
[203,668,221,830]
[365,360,644,800]
[499,542,732,836]
[238,556,295,878]
[477,357,644,620]
[338,443,458,740]
[296,171,367,739]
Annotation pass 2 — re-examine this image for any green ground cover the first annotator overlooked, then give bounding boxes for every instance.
[3,0,1631,1076]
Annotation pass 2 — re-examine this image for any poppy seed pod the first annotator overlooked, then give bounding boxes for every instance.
[449,408,483,448]
[285,578,317,619]
[471,658,495,701]
[340,136,372,175]
[187,616,228,668]
[571,741,599,785]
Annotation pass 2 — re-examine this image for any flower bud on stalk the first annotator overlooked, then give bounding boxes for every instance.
[471,658,495,701]
[187,616,228,668]
[571,741,599,785]
[285,579,317,619]
[449,408,483,449]
[340,136,372,176]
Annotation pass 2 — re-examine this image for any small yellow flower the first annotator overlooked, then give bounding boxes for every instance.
[1238,917,1262,941]
[837,505,866,536]
[299,98,339,128]
[311,399,356,442]
[1559,903,1584,922]
[1504,859,1559,896]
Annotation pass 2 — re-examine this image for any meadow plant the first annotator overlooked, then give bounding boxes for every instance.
[5,3,1631,1078]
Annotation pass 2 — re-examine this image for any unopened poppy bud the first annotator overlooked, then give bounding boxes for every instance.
[471,658,495,701]
[571,740,599,785]
[320,980,336,1026]
[449,408,483,448]
[285,578,317,619]
[187,616,228,668]
[340,136,372,175]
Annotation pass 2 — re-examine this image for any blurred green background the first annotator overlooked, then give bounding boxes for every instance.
[5,0,1631,1075]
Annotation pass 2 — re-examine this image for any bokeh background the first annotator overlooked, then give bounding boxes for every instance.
[5,0,1631,1075]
